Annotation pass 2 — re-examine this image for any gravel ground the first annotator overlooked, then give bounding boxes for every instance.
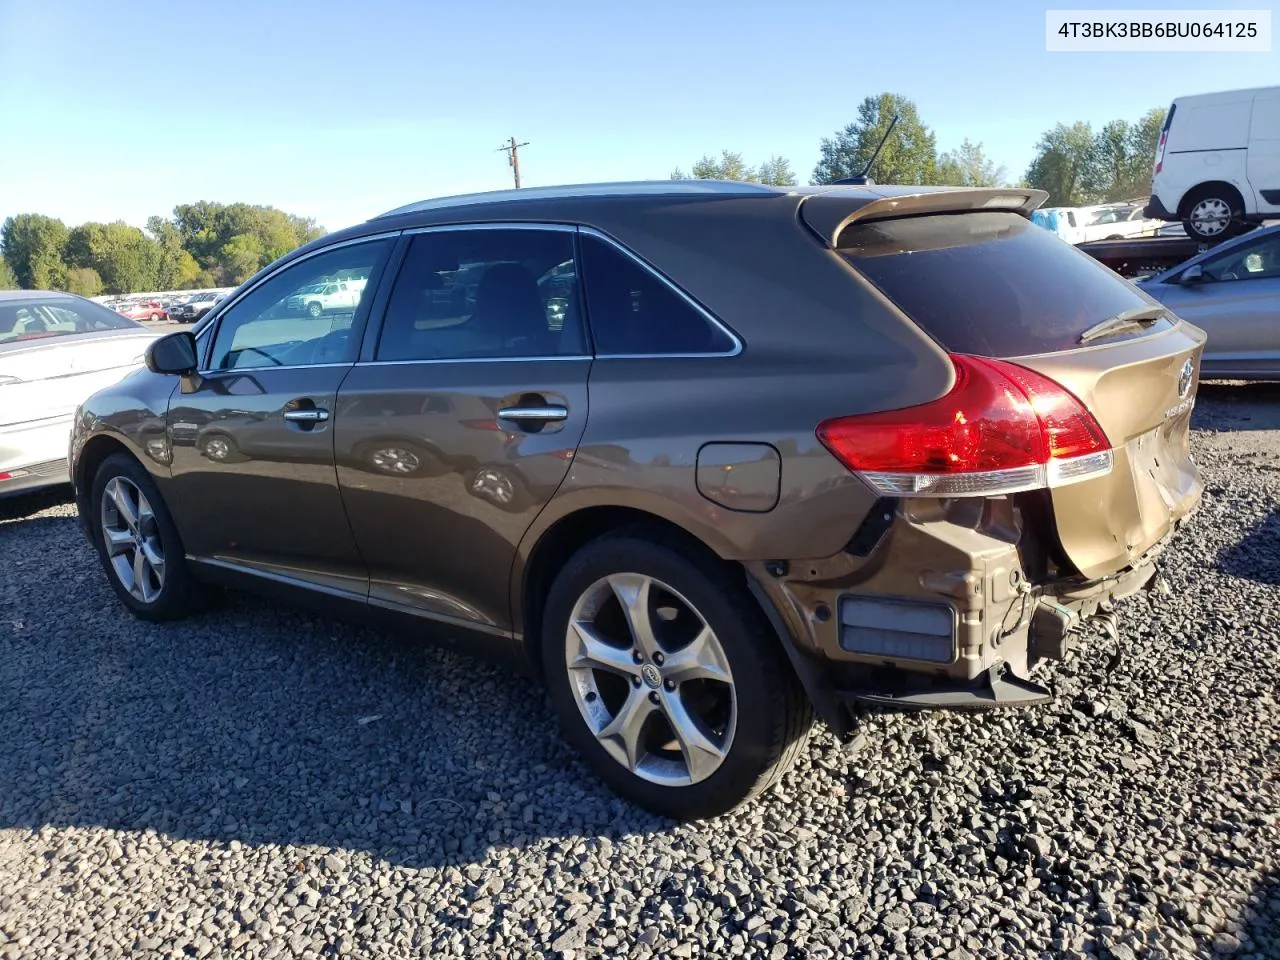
[1,385,1277,960]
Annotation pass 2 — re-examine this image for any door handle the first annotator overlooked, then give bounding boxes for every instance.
[284,408,330,424]
[497,405,569,423]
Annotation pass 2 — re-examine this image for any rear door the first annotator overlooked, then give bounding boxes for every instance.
[167,236,396,595]
[836,208,1205,580]
[334,224,590,633]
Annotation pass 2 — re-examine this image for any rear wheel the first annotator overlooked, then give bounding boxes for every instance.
[1182,186,1245,242]
[541,534,813,820]
[90,453,203,621]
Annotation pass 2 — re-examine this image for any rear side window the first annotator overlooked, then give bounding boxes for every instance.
[580,234,736,356]
[838,211,1170,357]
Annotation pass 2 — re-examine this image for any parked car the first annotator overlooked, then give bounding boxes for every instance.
[115,300,167,323]
[169,292,223,323]
[1,291,159,497]
[285,279,362,317]
[1138,223,1280,380]
[1146,85,1280,242]
[69,181,1205,820]
[1077,203,1164,242]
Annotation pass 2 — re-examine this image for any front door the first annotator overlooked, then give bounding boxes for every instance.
[335,225,590,631]
[1157,231,1280,378]
[166,236,396,594]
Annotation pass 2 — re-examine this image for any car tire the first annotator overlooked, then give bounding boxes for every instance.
[1182,186,1245,243]
[307,301,324,318]
[90,452,204,622]
[540,532,814,820]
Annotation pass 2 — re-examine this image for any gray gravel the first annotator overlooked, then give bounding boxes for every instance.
[1,384,1278,960]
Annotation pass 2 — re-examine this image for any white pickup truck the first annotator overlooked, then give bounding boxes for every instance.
[286,279,364,318]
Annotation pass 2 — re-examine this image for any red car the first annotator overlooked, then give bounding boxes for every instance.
[114,301,167,322]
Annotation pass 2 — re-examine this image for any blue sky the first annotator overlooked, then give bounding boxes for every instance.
[1,0,1275,232]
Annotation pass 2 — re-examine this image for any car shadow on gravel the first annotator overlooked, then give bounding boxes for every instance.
[1194,381,1280,432]
[0,485,73,521]
[1215,510,1280,586]
[0,513,681,868]
[1223,869,1279,958]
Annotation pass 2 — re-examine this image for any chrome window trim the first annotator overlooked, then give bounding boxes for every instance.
[401,221,577,235]
[195,361,356,375]
[194,231,403,367]
[357,356,592,367]
[577,226,743,359]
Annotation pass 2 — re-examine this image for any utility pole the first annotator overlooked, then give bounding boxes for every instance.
[497,136,529,188]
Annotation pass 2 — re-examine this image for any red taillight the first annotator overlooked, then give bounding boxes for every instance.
[816,354,1112,497]
[1154,131,1167,175]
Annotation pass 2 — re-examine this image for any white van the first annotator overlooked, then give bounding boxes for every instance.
[1146,85,1280,243]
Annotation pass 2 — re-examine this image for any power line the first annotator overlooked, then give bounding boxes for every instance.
[497,136,530,189]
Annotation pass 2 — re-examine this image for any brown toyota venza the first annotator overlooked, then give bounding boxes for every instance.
[70,182,1205,820]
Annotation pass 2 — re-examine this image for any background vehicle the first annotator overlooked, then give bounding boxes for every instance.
[70,182,1203,820]
[285,279,361,317]
[1077,203,1164,242]
[1139,223,1280,380]
[0,292,158,497]
[115,300,167,322]
[170,292,223,323]
[1146,85,1280,242]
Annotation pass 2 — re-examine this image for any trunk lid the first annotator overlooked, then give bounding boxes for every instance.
[833,203,1206,581]
[0,331,157,427]
[1013,326,1204,579]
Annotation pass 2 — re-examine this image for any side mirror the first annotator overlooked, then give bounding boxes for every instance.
[146,331,198,375]
[1180,264,1206,285]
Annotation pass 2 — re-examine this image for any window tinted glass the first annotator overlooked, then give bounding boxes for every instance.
[0,297,139,344]
[376,229,585,361]
[580,234,735,356]
[208,239,391,370]
[839,212,1166,357]
[1202,232,1280,281]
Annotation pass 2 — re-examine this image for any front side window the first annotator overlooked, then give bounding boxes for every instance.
[1202,234,1280,282]
[208,239,392,370]
[579,234,736,356]
[376,228,586,361]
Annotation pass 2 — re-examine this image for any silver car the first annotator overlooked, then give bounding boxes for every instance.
[0,291,159,497]
[1139,224,1280,381]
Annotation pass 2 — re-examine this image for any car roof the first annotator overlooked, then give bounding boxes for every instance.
[0,289,80,302]
[372,180,991,220]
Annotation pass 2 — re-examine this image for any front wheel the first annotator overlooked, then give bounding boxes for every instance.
[90,453,203,621]
[541,534,813,820]
[307,301,324,318]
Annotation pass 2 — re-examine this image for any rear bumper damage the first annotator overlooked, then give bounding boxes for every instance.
[751,496,1195,724]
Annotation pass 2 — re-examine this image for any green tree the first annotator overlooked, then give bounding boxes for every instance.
[756,155,797,186]
[220,233,266,284]
[936,139,1006,187]
[0,258,17,289]
[1082,108,1167,202]
[65,221,161,294]
[1025,122,1100,207]
[1,214,69,289]
[64,266,104,297]
[812,93,939,185]
[671,150,797,184]
[148,216,203,290]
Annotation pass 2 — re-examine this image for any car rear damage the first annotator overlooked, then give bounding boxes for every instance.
[747,187,1206,723]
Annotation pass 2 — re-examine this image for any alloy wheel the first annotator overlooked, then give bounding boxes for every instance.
[565,573,736,786]
[100,476,166,604]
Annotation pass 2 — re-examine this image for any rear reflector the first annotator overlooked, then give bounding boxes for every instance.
[817,354,1113,498]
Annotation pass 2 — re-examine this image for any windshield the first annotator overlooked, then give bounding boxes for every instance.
[838,211,1173,356]
[0,297,142,345]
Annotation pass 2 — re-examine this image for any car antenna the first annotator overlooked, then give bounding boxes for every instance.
[832,114,899,186]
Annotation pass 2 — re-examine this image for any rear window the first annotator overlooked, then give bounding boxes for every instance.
[838,211,1171,357]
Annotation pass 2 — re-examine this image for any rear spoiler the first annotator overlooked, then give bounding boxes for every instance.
[800,187,1050,249]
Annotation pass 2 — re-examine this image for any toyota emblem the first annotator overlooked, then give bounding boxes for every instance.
[1177,359,1194,399]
